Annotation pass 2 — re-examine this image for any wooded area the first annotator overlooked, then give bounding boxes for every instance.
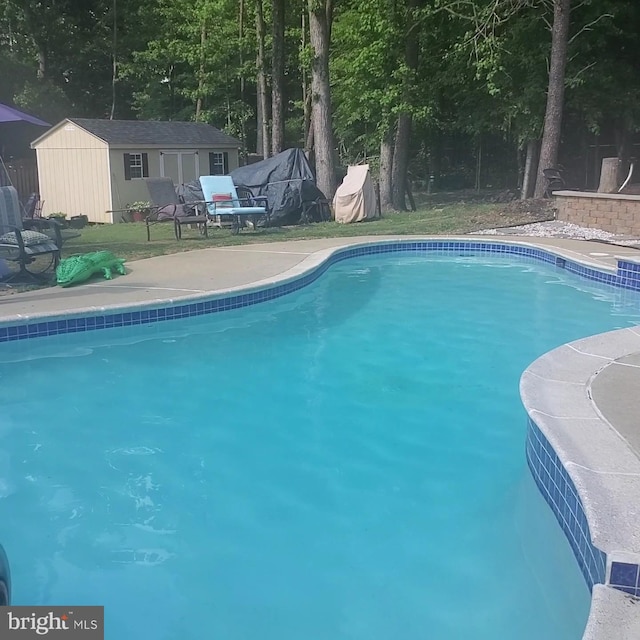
[1,0,639,207]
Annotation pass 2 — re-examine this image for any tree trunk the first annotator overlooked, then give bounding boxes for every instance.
[474,135,482,192]
[521,139,538,200]
[390,0,419,210]
[598,157,620,194]
[238,0,246,154]
[533,0,571,198]
[255,0,269,156]
[37,48,46,80]
[195,19,206,121]
[271,0,285,155]
[391,113,412,210]
[379,129,394,211]
[110,0,117,119]
[428,131,442,191]
[308,0,337,200]
[302,8,311,147]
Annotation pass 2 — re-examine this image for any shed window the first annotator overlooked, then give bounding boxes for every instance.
[124,152,149,180]
[209,152,229,175]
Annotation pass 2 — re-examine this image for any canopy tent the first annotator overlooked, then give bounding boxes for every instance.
[0,102,50,163]
[333,164,379,223]
[0,103,49,126]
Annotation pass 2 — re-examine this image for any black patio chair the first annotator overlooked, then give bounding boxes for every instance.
[144,177,208,241]
[542,167,565,198]
[0,185,61,282]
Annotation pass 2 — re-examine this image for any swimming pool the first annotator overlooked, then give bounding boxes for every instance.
[1,248,640,639]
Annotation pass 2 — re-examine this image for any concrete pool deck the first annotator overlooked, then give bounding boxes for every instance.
[1,234,640,638]
[1,234,639,316]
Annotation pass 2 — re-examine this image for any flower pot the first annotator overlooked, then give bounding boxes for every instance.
[70,215,88,229]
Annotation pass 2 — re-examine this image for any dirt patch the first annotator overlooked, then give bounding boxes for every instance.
[460,199,555,233]
[495,198,555,221]
[0,282,50,297]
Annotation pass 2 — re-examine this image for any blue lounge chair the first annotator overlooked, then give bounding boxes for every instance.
[198,175,268,234]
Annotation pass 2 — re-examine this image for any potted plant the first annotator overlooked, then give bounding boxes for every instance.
[127,201,152,222]
[48,212,68,227]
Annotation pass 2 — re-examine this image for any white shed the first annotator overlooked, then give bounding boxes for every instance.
[31,118,241,223]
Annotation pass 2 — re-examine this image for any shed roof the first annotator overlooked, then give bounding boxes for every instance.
[33,118,241,148]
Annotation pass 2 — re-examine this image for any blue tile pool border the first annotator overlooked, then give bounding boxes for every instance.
[0,240,637,344]
[526,418,608,592]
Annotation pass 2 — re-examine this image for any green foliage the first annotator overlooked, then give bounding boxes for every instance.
[13,80,73,124]
[2,0,640,190]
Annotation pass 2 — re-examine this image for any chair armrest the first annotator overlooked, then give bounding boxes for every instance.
[202,198,235,214]
[144,205,164,223]
[35,218,63,248]
[22,218,63,247]
[23,218,49,231]
[238,195,269,209]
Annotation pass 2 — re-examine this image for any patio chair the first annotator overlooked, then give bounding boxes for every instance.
[542,167,565,198]
[0,186,61,281]
[199,175,268,235]
[22,192,44,220]
[20,192,82,246]
[144,177,208,241]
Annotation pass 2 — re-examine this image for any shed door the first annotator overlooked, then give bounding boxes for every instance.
[160,152,180,184]
[160,151,199,185]
[181,152,198,184]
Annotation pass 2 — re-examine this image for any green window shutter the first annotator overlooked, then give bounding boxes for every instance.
[142,153,149,177]
[223,152,229,174]
[124,153,131,180]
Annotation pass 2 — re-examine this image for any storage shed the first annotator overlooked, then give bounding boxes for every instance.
[31,118,241,223]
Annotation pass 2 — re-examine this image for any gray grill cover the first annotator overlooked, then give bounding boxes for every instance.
[230,148,327,226]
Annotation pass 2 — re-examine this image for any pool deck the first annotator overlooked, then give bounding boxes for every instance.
[1,234,638,315]
[1,234,640,638]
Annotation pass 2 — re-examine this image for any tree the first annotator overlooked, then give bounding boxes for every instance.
[391,0,421,210]
[308,0,337,199]
[271,0,285,153]
[533,0,571,197]
[255,0,270,156]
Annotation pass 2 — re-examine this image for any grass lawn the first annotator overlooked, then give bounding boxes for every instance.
[63,199,552,263]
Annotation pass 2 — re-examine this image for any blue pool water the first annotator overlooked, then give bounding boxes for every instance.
[1,253,640,639]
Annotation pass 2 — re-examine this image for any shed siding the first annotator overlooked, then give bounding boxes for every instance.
[34,120,241,224]
[35,146,112,223]
[35,122,106,150]
[109,148,161,213]
[197,148,239,175]
[110,147,240,220]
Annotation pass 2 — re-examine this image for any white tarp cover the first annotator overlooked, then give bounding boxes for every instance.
[333,164,378,223]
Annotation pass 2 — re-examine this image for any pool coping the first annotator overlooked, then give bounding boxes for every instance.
[521,328,640,639]
[2,235,640,638]
[0,236,638,332]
